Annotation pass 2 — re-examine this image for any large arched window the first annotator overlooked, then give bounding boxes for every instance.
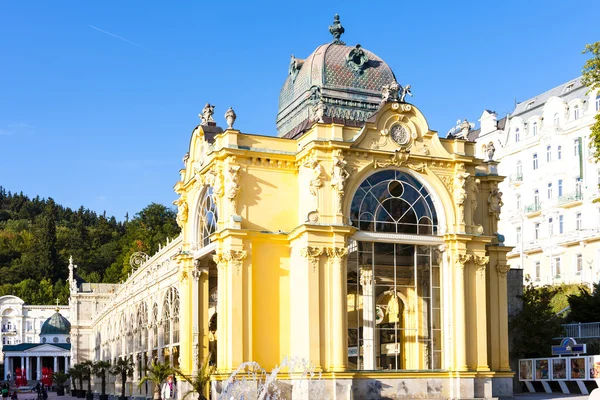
[152,303,159,349]
[347,170,443,372]
[162,296,171,346]
[350,170,438,235]
[137,302,148,352]
[197,187,218,248]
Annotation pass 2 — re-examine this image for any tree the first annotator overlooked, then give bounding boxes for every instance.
[92,360,112,400]
[81,360,95,400]
[139,361,175,400]
[509,283,565,359]
[582,41,600,162]
[52,372,70,396]
[111,357,134,400]
[567,282,600,323]
[175,354,215,400]
[69,364,85,396]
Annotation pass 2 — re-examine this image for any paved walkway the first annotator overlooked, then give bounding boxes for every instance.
[513,393,588,399]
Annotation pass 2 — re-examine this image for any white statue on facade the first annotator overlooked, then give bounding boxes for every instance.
[454,172,470,225]
[330,150,350,213]
[225,165,241,214]
[200,103,215,125]
[486,142,496,161]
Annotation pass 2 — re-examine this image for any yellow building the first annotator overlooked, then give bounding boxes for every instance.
[75,15,513,400]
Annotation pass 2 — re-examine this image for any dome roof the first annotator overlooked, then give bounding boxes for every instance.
[276,15,397,138]
[41,311,71,335]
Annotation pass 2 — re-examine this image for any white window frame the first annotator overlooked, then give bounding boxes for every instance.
[533,153,538,170]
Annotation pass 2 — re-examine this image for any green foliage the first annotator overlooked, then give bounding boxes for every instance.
[139,361,175,400]
[548,283,588,314]
[0,187,180,303]
[111,357,134,399]
[81,360,94,394]
[93,360,112,396]
[567,282,600,323]
[582,42,600,162]
[509,283,565,359]
[69,363,85,391]
[175,354,216,400]
[53,371,70,387]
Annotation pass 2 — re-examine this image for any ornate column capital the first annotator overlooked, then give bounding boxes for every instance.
[496,262,510,279]
[326,246,349,259]
[359,267,374,287]
[300,246,325,272]
[454,253,472,270]
[473,255,489,277]
[223,250,248,275]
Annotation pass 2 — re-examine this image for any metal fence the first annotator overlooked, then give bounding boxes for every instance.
[560,322,600,339]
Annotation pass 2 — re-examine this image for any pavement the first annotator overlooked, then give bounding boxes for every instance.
[513,394,588,399]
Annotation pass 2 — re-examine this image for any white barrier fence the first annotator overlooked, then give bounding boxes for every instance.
[519,355,599,394]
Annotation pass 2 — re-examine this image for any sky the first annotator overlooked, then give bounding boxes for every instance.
[1,0,599,220]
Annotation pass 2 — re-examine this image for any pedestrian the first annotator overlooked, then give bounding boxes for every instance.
[160,375,177,400]
[5,375,9,382]
[10,391,17,400]
[1,384,9,400]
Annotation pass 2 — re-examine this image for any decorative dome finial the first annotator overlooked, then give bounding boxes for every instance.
[329,14,345,45]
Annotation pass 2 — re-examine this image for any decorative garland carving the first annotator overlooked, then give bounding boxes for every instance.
[300,246,325,273]
[455,253,472,270]
[223,250,247,275]
[496,262,510,280]
[326,247,349,259]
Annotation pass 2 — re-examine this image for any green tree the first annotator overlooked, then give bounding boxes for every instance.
[92,360,112,400]
[582,41,600,162]
[81,360,94,400]
[139,361,175,400]
[509,283,565,359]
[175,354,215,400]
[69,364,85,394]
[567,282,600,323]
[111,357,134,400]
[53,371,70,395]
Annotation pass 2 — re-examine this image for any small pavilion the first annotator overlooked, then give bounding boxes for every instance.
[3,308,71,381]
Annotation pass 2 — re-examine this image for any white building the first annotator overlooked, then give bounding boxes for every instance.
[0,295,70,378]
[473,77,600,287]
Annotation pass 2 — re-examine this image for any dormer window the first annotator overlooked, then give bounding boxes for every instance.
[573,105,580,120]
[515,128,520,142]
[526,101,535,110]
[564,83,575,92]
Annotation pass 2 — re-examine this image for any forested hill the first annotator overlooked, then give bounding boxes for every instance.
[0,186,180,304]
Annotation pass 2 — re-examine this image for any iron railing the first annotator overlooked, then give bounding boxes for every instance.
[559,322,600,339]
[524,203,541,213]
[557,191,583,205]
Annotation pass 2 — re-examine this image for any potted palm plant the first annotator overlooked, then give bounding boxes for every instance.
[110,357,134,400]
[139,361,174,400]
[69,364,85,398]
[81,360,95,400]
[92,361,111,400]
[175,354,215,400]
[52,372,70,396]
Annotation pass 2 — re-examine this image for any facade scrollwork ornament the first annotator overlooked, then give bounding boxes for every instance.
[300,246,325,273]
[381,80,400,103]
[223,250,247,276]
[373,149,426,172]
[225,165,241,215]
[347,44,369,75]
[130,252,150,271]
[330,150,350,214]
[454,172,470,225]
[326,246,349,259]
[454,253,472,270]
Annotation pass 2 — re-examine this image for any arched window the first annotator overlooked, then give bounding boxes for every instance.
[348,170,442,371]
[137,302,148,351]
[152,303,159,349]
[350,170,438,235]
[197,187,218,248]
[573,105,580,120]
[162,296,171,346]
[516,160,523,178]
[532,121,538,136]
[554,113,560,127]
[515,128,520,142]
[172,294,180,344]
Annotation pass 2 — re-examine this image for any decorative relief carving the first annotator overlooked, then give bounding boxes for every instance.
[454,253,472,270]
[225,165,241,215]
[303,158,323,213]
[173,197,188,228]
[381,80,400,103]
[373,149,427,173]
[360,267,375,287]
[496,263,510,280]
[473,255,489,277]
[179,271,188,282]
[330,150,350,214]
[326,246,348,259]
[346,44,369,75]
[205,168,223,198]
[488,188,503,221]
[300,247,325,273]
[453,172,470,225]
[223,250,247,275]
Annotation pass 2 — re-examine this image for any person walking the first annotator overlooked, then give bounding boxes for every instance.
[160,375,176,400]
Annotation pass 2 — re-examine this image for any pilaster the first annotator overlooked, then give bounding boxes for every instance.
[472,254,490,372]
[453,251,471,372]
[326,246,348,372]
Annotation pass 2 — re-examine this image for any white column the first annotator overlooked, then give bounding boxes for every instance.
[64,356,69,372]
[20,356,24,375]
[360,267,376,370]
[53,356,58,374]
[4,357,9,380]
[25,357,31,380]
[36,357,41,380]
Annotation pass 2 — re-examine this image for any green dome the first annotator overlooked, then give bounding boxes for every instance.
[41,311,71,335]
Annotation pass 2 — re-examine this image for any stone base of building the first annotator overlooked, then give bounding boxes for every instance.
[211,374,514,399]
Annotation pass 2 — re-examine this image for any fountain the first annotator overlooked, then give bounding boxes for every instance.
[215,356,326,400]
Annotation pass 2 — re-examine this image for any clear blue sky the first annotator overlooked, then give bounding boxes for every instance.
[1,1,598,220]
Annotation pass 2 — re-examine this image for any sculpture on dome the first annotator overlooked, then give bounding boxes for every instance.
[347,44,369,75]
[288,54,304,82]
[381,80,400,103]
[200,103,215,125]
[400,84,413,102]
[329,14,345,45]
